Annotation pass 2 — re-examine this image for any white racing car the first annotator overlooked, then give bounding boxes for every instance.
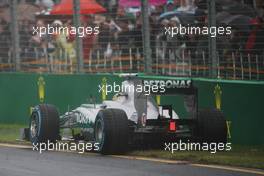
[27,75,227,154]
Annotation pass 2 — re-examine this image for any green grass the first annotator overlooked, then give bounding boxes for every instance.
[0,124,27,143]
[0,124,263,169]
[129,145,264,169]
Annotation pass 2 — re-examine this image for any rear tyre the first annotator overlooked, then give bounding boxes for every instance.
[94,109,128,154]
[196,109,227,143]
[29,104,60,145]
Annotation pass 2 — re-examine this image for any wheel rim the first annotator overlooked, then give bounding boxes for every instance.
[30,114,38,138]
[95,119,104,143]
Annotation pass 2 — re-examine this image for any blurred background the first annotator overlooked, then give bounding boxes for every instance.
[0,0,263,80]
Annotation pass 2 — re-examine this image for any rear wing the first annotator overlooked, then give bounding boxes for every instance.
[142,78,198,120]
[142,79,197,95]
[118,73,196,95]
[119,73,197,95]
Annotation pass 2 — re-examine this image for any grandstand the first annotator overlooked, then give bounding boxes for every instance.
[0,0,263,80]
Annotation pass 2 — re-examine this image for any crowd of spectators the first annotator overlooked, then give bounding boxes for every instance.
[0,0,263,76]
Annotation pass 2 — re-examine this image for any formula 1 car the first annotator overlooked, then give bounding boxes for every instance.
[28,75,227,154]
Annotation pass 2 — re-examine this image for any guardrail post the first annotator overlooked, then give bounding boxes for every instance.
[10,0,20,71]
[240,52,244,79]
[232,52,236,79]
[248,54,252,80]
[73,0,84,73]
[141,0,152,74]
[256,55,259,80]
[207,0,217,78]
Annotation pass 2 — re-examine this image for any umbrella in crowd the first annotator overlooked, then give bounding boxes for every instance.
[119,0,166,8]
[159,11,196,25]
[216,0,257,18]
[223,3,257,18]
[216,11,231,23]
[36,0,54,9]
[50,0,106,15]
[0,3,41,22]
[159,10,195,19]
[219,14,253,33]
[195,0,257,17]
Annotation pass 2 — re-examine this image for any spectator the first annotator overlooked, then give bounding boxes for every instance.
[30,20,47,59]
[81,16,97,62]
[35,0,54,8]
[51,20,75,71]
[165,0,176,12]
[35,0,54,14]
[176,0,197,13]
[0,20,10,63]
[64,19,76,62]
[97,20,112,59]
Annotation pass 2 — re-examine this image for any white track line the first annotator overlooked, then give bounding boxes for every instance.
[110,155,188,164]
[0,143,31,149]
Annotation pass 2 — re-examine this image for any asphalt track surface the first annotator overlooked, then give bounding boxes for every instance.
[0,146,261,176]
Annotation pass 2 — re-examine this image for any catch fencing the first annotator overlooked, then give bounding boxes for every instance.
[0,0,263,80]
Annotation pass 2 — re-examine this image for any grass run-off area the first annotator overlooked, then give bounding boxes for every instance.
[0,124,28,143]
[129,146,264,170]
[0,124,263,169]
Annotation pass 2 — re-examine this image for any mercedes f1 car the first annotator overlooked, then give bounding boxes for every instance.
[28,75,227,154]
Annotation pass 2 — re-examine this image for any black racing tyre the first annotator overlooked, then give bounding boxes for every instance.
[94,108,128,155]
[196,109,227,143]
[29,104,60,145]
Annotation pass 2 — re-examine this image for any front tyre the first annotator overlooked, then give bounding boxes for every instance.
[29,104,60,145]
[94,109,128,154]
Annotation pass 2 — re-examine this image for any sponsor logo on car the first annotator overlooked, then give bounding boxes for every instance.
[143,80,192,89]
